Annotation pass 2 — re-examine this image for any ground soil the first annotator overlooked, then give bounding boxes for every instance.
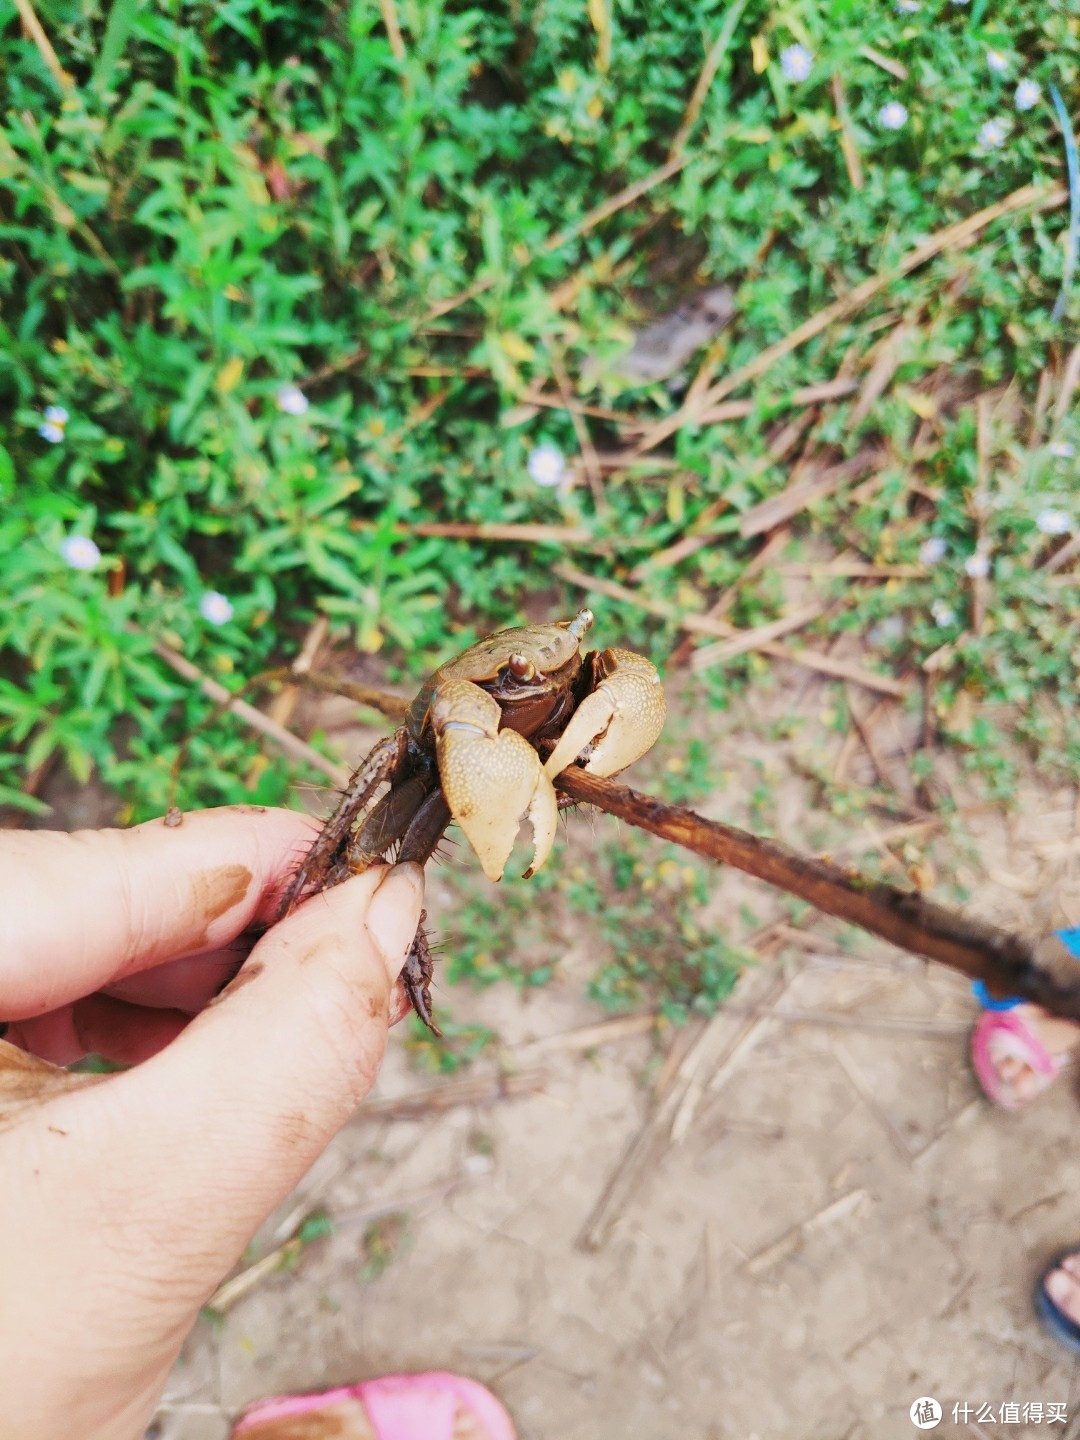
[94,654,1080,1440]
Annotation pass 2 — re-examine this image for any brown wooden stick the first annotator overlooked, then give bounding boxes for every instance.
[553,768,1080,1020]
[139,633,349,785]
[667,0,750,159]
[426,155,690,324]
[12,0,71,89]
[634,182,1067,456]
[832,74,864,192]
[554,561,907,695]
[300,670,410,723]
[550,346,606,512]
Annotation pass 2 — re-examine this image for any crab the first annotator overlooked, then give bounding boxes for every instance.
[277,609,666,1033]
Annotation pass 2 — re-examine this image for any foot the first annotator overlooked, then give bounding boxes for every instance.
[234,1397,489,1440]
[1043,1252,1080,1329]
[975,1004,1080,1107]
[232,1373,515,1440]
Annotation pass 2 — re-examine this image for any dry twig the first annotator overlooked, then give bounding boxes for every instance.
[554,767,1080,1021]
[553,562,906,695]
[12,0,71,89]
[668,0,751,159]
[831,74,864,192]
[738,448,881,538]
[634,182,1066,456]
[139,631,349,785]
[971,397,992,636]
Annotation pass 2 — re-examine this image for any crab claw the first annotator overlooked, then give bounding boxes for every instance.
[543,649,666,781]
[431,679,558,883]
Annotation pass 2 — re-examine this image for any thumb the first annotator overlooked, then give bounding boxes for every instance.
[0,862,425,1440]
[106,860,425,1259]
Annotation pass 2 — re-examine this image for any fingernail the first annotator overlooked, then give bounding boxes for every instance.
[365,862,425,983]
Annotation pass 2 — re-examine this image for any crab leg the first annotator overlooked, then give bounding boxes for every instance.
[393,790,453,1034]
[277,728,408,917]
[348,773,431,873]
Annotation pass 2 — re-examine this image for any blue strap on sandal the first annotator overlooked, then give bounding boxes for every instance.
[972,928,1080,1011]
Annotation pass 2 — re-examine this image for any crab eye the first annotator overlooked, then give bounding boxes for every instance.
[567,608,594,641]
[507,653,536,681]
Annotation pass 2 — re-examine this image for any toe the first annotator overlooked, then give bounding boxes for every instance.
[1045,1266,1080,1327]
[992,1051,1043,1104]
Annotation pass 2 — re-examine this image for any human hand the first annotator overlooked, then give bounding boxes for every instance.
[0,806,424,1440]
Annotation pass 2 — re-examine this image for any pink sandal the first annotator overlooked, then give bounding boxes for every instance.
[232,1371,516,1440]
[971,1009,1064,1110]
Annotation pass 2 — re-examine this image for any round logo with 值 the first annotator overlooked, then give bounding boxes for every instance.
[910,1397,942,1429]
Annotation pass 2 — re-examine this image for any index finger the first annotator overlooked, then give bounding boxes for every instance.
[0,806,318,1021]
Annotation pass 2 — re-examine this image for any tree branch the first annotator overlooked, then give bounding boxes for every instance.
[553,768,1080,1021]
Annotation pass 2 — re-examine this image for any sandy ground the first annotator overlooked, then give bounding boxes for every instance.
[69,659,1080,1440]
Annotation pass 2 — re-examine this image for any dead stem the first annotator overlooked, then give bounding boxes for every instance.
[550,346,606,512]
[667,0,750,160]
[138,630,349,785]
[553,767,1080,1022]
[553,561,906,695]
[634,181,1067,457]
[831,75,864,192]
[426,154,690,326]
[971,397,992,635]
[12,0,71,90]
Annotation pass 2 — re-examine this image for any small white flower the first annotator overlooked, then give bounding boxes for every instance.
[977,118,1008,150]
[780,45,813,82]
[39,422,65,444]
[879,101,909,131]
[869,615,906,646]
[199,591,234,625]
[986,50,1009,75]
[1048,439,1074,458]
[60,535,102,571]
[895,0,920,11]
[920,537,947,565]
[930,600,956,626]
[1015,79,1041,112]
[964,551,991,578]
[276,384,309,415]
[43,405,69,426]
[1036,508,1071,536]
[527,443,567,488]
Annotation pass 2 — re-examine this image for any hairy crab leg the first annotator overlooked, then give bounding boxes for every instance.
[348,773,431,873]
[393,790,453,1035]
[277,729,408,919]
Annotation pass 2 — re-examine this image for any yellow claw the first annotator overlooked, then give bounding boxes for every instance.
[431,679,558,883]
[544,649,666,780]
